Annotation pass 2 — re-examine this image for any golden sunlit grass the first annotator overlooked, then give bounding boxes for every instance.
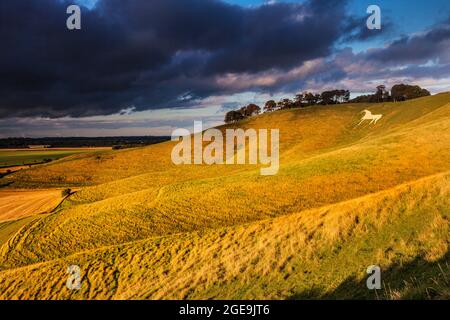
[0,216,45,247]
[0,171,448,299]
[0,93,449,299]
[0,189,63,222]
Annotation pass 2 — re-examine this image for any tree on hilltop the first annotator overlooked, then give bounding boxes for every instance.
[391,84,430,101]
[304,92,320,106]
[264,100,277,112]
[224,110,245,123]
[294,93,304,108]
[241,104,261,116]
[350,84,430,103]
[278,98,294,109]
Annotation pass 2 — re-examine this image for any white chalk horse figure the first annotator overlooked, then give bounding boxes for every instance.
[357,109,383,126]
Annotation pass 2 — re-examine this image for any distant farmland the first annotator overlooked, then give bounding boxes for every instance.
[0,148,109,167]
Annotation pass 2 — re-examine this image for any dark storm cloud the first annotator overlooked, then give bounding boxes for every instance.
[366,17,450,64]
[0,0,352,118]
[1,0,449,121]
[341,14,394,42]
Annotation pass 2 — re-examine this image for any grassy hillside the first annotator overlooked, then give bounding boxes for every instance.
[6,93,449,189]
[0,93,449,299]
[0,172,448,299]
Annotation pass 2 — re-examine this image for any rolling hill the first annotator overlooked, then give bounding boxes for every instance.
[0,93,449,299]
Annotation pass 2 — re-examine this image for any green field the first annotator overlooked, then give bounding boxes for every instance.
[0,149,107,167]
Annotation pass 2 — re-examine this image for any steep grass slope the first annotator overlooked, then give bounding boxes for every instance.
[0,93,449,299]
[6,93,449,190]
[0,172,448,299]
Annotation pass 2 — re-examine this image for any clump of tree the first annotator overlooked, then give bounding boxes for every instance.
[301,92,321,106]
[277,98,295,110]
[264,100,277,112]
[317,90,350,105]
[350,84,430,103]
[374,85,390,102]
[239,104,261,117]
[271,89,350,110]
[224,110,245,123]
[391,84,430,101]
[224,104,261,123]
[225,89,350,122]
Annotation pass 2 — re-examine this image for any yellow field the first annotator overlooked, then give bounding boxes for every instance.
[0,93,449,299]
[0,189,63,222]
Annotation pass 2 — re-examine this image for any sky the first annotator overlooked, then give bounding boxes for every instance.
[0,0,449,137]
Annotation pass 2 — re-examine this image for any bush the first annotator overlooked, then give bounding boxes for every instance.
[61,188,72,197]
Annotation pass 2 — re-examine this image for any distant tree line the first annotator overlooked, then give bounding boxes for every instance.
[0,136,170,149]
[224,89,350,123]
[224,84,430,123]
